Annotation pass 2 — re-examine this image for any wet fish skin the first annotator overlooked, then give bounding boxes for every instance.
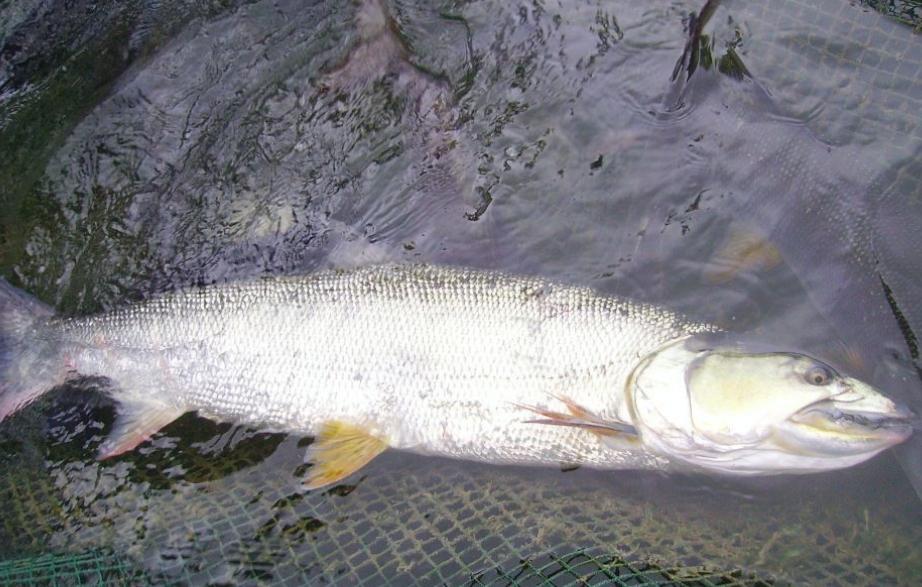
[9,264,711,469]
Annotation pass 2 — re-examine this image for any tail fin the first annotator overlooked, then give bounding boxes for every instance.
[0,278,62,421]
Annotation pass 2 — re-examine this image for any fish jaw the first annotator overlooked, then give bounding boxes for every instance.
[780,377,915,454]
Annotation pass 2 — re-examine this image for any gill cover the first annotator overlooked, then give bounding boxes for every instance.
[684,352,832,445]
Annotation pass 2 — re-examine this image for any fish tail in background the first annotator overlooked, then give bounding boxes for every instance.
[0,278,62,422]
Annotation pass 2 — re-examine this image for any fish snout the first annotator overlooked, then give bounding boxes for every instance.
[820,379,916,444]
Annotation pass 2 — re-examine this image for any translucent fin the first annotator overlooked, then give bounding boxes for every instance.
[704,228,783,284]
[519,395,638,437]
[303,421,388,490]
[97,400,185,459]
[0,278,61,422]
[825,339,869,376]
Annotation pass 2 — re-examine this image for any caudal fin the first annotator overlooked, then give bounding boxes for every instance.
[0,278,62,421]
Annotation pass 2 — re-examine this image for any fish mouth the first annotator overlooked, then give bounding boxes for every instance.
[796,401,914,436]
[790,386,916,446]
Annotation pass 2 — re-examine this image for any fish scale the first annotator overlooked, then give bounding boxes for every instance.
[3,264,907,484]
[48,264,708,469]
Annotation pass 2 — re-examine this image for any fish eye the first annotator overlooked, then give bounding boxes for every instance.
[804,364,833,386]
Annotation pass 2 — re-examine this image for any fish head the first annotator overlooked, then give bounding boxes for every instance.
[629,336,914,475]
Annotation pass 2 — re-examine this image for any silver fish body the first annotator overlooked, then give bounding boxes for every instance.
[50,264,711,469]
[2,264,911,481]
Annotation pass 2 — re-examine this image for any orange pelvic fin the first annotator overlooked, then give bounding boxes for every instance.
[303,421,388,490]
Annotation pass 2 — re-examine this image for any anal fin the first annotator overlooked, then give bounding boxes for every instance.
[97,400,185,460]
[304,421,388,490]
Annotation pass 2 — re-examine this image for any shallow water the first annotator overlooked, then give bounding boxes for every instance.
[1,0,921,584]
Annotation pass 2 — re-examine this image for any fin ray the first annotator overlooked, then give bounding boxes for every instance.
[97,401,185,459]
[519,395,638,437]
[303,421,388,490]
[705,227,783,284]
[0,278,61,422]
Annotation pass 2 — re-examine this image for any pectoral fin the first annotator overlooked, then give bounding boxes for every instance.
[303,421,388,490]
[519,395,638,437]
[705,228,782,284]
[97,400,185,459]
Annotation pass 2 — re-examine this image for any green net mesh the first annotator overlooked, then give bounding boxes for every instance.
[0,548,780,586]
[466,550,775,586]
[0,550,145,586]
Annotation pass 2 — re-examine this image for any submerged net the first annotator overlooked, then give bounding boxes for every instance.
[0,548,776,586]
[863,0,922,29]
[0,551,144,587]
[0,398,918,585]
[467,551,774,586]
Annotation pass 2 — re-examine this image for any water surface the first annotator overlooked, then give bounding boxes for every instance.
[0,0,920,584]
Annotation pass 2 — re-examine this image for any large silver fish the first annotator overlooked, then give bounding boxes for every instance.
[0,265,913,488]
